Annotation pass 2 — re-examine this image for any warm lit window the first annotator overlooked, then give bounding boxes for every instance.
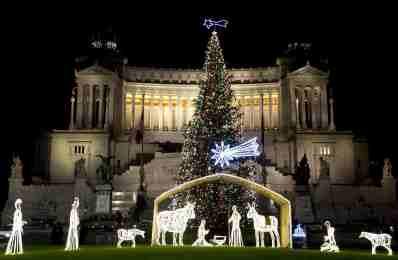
[320,145,331,156]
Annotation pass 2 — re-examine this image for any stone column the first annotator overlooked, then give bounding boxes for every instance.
[76,85,84,129]
[97,86,104,129]
[158,97,163,130]
[148,97,152,130]
[290,86,297,129]
[104,87,110,130]
[176,96,181,130]
[188,97,194,124]
[168,96,173,130]
[248,97,253,129]
[87,85,94,129]
[311,90,317,129]
[268,92,273,129]
[259,94,264,129]
[300,89,307,129]
[295,96,300,129]
[329,98,336,131]
[321,85,328,128]
[69,96,75,130]
[122,88,127,130]
[131,92,135,130]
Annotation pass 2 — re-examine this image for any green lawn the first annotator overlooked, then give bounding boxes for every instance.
[0,246,396,260]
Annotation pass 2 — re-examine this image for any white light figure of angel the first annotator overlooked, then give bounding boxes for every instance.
[65,197,80,251]
[5,198,26,255]
[211,137,260,168]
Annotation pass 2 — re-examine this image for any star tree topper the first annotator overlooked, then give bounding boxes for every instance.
[211,137,260,168]
[203,18,229,30]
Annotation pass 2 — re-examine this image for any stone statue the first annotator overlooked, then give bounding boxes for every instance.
[293,154,311,185]
[96,155,114,184]
[11,156,23,179]
[383,158,392,178]
[319,157,330,180]
[75,158,87,178]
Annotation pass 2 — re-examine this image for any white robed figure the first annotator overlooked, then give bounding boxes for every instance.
[192,219,212,247]
[65,197,80,251]
[5,198,26,255]
[228,205,243,247]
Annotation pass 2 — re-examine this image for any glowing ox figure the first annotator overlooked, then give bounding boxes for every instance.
[247,203,280,248]
[156,202,195,246]
[359,232,393,256]
[192,219,212,247]
[65,197,80,251]
[117,226,145,248]
[320,221,339,253]
[5,198,26,255]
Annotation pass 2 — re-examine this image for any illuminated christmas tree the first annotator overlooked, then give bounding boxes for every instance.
[176,31,252,228]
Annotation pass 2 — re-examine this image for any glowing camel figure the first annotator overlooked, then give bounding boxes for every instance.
[156,202,195,246]
[320,221,339,253]
[228,205,244,247]
[359,232,393,256]
[117,226,145,248]
[65,197,80,251]
[5,198,26,255]
[192,219,212,247]
[247,203,280,248]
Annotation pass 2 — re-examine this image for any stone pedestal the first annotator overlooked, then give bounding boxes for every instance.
[314,178,335,222]
[382,176,396,202]
[294,186,314,223]
[95,184,112,215]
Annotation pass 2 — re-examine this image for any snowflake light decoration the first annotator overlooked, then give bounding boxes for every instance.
[211,137,260,168]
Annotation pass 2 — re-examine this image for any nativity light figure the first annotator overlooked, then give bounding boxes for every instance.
[156,202,195,246]
[359,231,393,256]
[65,197,80,251]
[5,198,26,255]
[117,226,145,248]
[228,205,243,247]
[247,202,280,248]
[192,219,212,247]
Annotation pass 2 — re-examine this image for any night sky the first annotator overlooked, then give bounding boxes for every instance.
[1,6,396,181]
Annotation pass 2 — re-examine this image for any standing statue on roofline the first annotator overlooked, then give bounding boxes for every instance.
[383,158,393,178]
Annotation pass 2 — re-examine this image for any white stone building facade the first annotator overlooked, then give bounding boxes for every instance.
[3,57,396,225]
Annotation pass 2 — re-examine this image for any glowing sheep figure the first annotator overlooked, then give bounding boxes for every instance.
[156,202,195,246]
[192,219,212,247]
[359,232,393,256]
[117,226,145,248]
[228,205,244,247]
[320,221,339,253]
[247,203,280,248]
[5,198,26,255]
[65,197,80,251]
